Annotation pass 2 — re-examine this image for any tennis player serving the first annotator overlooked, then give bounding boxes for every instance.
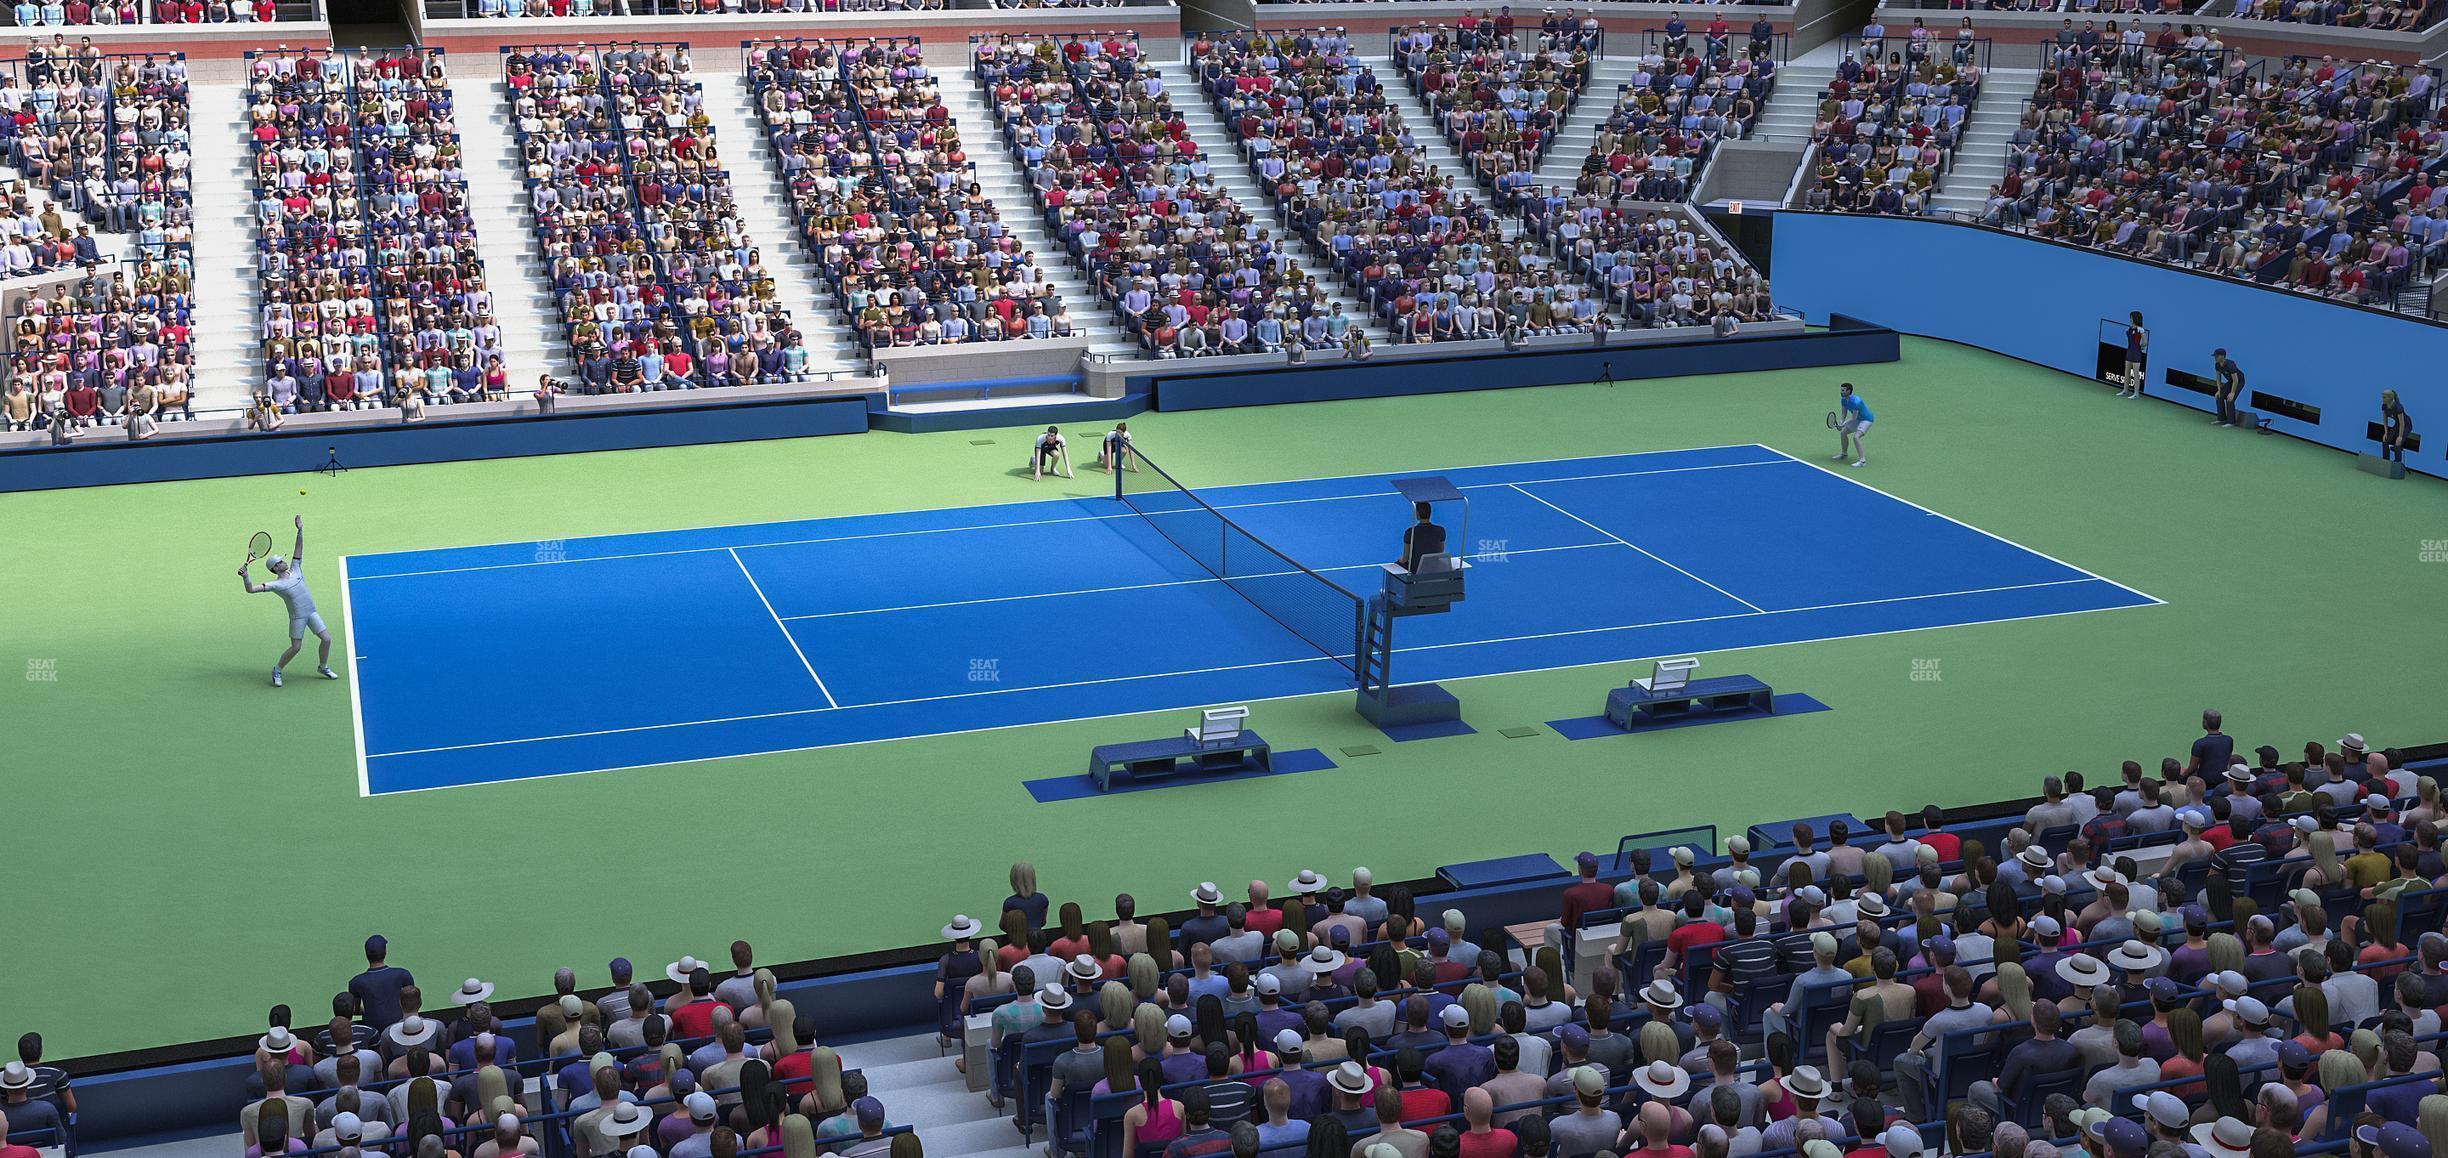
[1833,382,1873,467]
[238,515,338,687]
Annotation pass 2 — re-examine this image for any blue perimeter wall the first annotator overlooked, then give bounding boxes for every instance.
[1142,326,1899,410]
[0,397,875,492]
[1769,211,2448,479]
[0,333,1900,491]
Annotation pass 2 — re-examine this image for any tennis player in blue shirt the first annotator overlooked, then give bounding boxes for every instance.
[1836,383,1874,468]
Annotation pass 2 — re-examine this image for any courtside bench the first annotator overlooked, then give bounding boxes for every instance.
[1605,675,1773,727]
[1089,730,1271,792]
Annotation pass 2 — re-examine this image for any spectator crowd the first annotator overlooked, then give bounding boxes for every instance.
[749,37,1075,348]
[933,720,2448,1158]
[0,47,193,435]
[506,43,812,394]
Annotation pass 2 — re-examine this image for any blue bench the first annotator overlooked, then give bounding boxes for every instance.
[1604,674,1773,727]
[1089,730,1271,792]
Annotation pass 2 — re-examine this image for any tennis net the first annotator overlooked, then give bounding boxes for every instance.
[1116,450,1366,674]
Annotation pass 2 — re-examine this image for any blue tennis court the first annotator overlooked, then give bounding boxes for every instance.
[339,444,2159,795]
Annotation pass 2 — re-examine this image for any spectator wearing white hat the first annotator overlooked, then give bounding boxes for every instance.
[0,1070,60,1158]
[2163,810,2219,879]
[2131,1090,2192,1151]
[1422,1003,1493,1105]
[2222,996,2281,1092]
[667,1092,720,1158]
[1656,845,1700,901]
[1712,836,1755,893]
[1542,1065,1619,1158]
[584,1097,649,1158]
[1270,1029,1328,1121]
[1259,931,1316,1001]
[312,1108,390,1153]
[1759,1066,1831,1152]
[665,964,723,1040]
[1181,883,1230,949]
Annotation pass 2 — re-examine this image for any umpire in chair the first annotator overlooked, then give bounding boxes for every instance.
[1399,502,1446,572]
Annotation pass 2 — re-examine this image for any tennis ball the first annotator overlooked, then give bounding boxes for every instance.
[298,489,307,495]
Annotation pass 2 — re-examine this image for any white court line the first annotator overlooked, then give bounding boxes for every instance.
[776,542,1614,621]
[730,548,839,709]
[345,454,1795,582]
[338,553,371,799]
[363,573,2124,763]
[343,442,1775,575]
[1507,482,1768,615]
[362,579,2156,796]
[1756,445,2167,607]
[1404,577,2100,652]
[368,650,1341,759]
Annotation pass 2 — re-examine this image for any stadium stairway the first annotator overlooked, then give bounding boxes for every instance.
[1926,66,2042,220]
[698,72,866,377]
[1748,59,1833,147]
[933,68,1139,361]
[838,1029,1034,1158]
[1152,58,1392,344]
[1528,55,1642,194]
[452,70,578,389]
[1362,55,1523,243]
[189,81,260,416]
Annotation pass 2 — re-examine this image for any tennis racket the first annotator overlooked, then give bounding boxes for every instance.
[246,530,275,566]
[1826,410,1841,429]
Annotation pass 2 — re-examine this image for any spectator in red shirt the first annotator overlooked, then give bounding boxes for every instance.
[668,967,723,1040]
[1624,1101,1694,1158]
[1393,1050,1449,1126]
[1559,852,1614,931]
[1664,892,1727,978]
[1917,806,1961,861]
[1243,882,1283,938]
[1452,1088,1516,1158]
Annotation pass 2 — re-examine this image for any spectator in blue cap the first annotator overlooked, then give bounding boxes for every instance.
[836,1097,890,1158]
[2357,1121,2432,1158]
[349,937,413,1029]
[1544,1024,1597,1097]
[1559,852,1612,930]
[597,960,637,1026]
[2099,1115,2148,1158]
